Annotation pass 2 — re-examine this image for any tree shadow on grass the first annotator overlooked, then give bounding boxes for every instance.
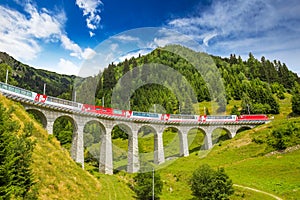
[287,112,300,118]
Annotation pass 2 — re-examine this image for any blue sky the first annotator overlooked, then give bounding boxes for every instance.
[0,0,300,76]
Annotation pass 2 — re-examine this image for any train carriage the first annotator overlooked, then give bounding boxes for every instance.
[166,114,200,122]
[238,114,268,121]
[204,115,238,122]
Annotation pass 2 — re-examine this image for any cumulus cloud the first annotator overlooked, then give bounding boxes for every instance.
[76,0,103,36]
[0,4,63,60]
[0,2,96,62]
[60,35,96,59]
[57,58,80,75]
[82,48,97,60]
[167,0,300,71]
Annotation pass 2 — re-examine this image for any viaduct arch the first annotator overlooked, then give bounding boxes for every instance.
[19,102,259,175]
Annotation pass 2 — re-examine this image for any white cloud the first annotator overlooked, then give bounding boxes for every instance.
[167,0,300,73]
[0,2,96,63]
[116,49,151,63]
[89,31,95,37]
[0,4,63,60]
[82,48,97,60]
[24,3,64,38]
[76,0,103,36]
[60,35,82,57]
[151,28,202,52]
[110,43,119,51]
[57,58,80,75]
[203,33,217,47]
[112,35,140,42]
[168,0,300,45]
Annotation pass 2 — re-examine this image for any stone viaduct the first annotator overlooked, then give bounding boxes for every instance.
[3,92,262,175]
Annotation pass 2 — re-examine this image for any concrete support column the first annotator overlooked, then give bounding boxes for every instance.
[99,127,113,175]
[154,132,165,164]
[46,120,54,135]
[228,131,237,139]
[204,130,213,150]
[179,131,189,157]
[127,131,140,173]
[71,125,84,169]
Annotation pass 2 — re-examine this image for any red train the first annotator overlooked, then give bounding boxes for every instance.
[0,81,269,123]
[81,104,269,122]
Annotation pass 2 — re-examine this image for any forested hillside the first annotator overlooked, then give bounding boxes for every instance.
[0,52,76,98]
[77,45,300,115]
[1,45,300,115]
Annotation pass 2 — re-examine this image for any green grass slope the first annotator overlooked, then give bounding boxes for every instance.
[157,94,299,199]
[2,91,299,200]
[158,121,300,199]
[0,94,134,199]
[102,93,299,199]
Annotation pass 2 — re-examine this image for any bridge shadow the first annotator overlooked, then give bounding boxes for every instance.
[189,145,202,154]
[113,165,127,174]
[287,112,300,118]
[212,134,230,145]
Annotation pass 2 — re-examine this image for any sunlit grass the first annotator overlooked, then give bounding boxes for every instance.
[0,95,134,199]
[1,90,298,200]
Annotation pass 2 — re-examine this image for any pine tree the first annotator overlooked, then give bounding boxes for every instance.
[0,104,36,199]
[123,58,130,75]
[292,82,300,115]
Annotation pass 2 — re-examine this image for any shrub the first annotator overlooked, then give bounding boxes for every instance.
[133,170,163,200]
[190,164,234,200]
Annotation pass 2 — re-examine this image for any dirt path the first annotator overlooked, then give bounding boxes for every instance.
[233,184,283,200]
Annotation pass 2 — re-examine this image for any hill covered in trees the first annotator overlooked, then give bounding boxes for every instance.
[0,52,76,98]
[76,45,300,115]
[1,45,300,115]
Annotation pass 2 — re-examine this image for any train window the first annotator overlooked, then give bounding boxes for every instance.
[15,89,20,94]
[113,109,123,114]
[169,114,179,119]
[149,113,158,118]
[8,86,14,92]
[181,115,196,119]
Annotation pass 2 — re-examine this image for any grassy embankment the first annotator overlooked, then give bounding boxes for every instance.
[1,92,299,199]
[110,93,300,199]
[0,94,134,200]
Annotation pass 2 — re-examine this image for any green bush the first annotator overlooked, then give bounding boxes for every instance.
[133,170,163,200]
[267,122,300,150]
[190,164,234,200]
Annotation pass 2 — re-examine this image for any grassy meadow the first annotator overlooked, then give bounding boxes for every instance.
[108,93,299,199]
[1,92,299,199]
